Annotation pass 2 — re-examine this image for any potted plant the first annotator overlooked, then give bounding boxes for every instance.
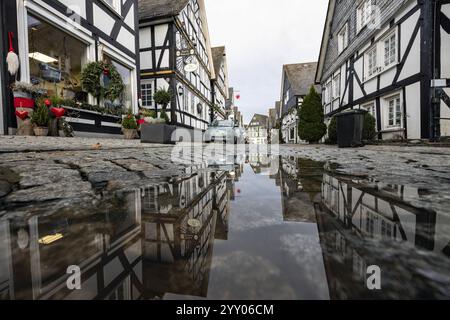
[11,82,36,126]
[121,109,138,139]
[47,95,66,137]
[31,103,50,136]
[153,88,172,116]
[141,89,176,144]
[15,110,33,136]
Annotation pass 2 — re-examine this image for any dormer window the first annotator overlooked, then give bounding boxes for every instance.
[338,24,348,54]
[357,0,372,33]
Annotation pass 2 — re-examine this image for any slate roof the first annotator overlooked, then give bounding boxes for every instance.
[283,62,319,96]
[249,114,269,128]
[139,0,190,20]
[211,46,226,78]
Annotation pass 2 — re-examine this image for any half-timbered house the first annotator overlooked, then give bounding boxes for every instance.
[316,0,450,141]
[247,113,269,145]
[1,0,139,136]
[211,46,229,121]
[138,0,215,132]
[280,62,319,144]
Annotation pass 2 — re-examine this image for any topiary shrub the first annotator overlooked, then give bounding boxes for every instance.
[363,112,377,141]
[298,86,327,143]
[326,116,338,144]
[159,110,170,124]
[153,89,172,110]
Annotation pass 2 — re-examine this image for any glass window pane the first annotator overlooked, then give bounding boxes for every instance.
[28,14,87,102]
[105,56,133,109]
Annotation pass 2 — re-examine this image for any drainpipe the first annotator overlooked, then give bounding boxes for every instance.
[421,0,435,140]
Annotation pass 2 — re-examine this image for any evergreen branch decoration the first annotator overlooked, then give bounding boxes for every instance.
[81,61,124,101]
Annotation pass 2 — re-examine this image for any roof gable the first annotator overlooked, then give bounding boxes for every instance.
[283,62,319,97]
[139,0,190,20]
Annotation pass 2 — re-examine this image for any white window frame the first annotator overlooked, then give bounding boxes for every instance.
[101,0,122,16]
[357,0,372,33]
[338,24,349,54]
[140,81,153,108]
[383,30,398,69]
[383,93,403,130]
[332,74,341,100]
[363,27,399,81]
[365,45,378,80]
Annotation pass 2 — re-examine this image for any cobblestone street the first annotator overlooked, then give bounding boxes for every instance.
[1,136,450,299]
[1,136,450,219]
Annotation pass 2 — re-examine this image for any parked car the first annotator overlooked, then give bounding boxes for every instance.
[204,120,245,144]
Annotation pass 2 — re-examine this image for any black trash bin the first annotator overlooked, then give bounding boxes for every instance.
[335,110,366,148]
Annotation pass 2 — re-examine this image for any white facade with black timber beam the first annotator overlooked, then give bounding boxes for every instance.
[211,46,229,122]
[0,0,139,136]
[316,0,450,141]
[280,63,319,144]
[138,0,215,131]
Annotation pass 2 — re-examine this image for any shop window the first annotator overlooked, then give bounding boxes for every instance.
[104,55,133,110]
[27,14,88,102]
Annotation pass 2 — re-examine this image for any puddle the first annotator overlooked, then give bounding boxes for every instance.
[0,154,449,300]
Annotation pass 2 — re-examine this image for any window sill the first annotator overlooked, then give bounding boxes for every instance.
[381,127,405,133]
[363,63,398,83]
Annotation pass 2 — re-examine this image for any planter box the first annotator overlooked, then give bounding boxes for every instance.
[141,123,176,144]
[64,106,122,135]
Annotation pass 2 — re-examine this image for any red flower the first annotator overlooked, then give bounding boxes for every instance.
[137,119,145,125]
[44,99,51,107]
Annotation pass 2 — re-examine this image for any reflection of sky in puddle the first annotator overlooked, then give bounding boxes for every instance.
[1,154,449,300]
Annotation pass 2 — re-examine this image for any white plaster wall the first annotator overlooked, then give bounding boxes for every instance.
[398,11,421,81]
[441,89,450,137]
[365,77,377,95]
[139,27,151,48]
[93,3,115,36]
[140,51,152,69]
[58,0,86,18]
[155,24,168,46]
[117,27,135,52]
[379,67,396,88]
[124,3,135,30]
[405,82,421,139]
[155,49,169,68]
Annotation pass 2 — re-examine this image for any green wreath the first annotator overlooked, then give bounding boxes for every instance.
[81,61,124,101]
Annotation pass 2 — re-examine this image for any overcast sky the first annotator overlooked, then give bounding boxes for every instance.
[205,0,329,123]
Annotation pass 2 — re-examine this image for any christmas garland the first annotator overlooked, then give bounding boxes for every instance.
[81,61,124,101]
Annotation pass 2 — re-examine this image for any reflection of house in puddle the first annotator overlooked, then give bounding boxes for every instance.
[140,170,231,298]
[0,191,143,300]
[276,157,324,223]
[319,173,450,299]
[248,154,279,178]
[0,169,234,300]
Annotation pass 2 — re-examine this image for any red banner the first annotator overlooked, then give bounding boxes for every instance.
[14,97,34,109]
